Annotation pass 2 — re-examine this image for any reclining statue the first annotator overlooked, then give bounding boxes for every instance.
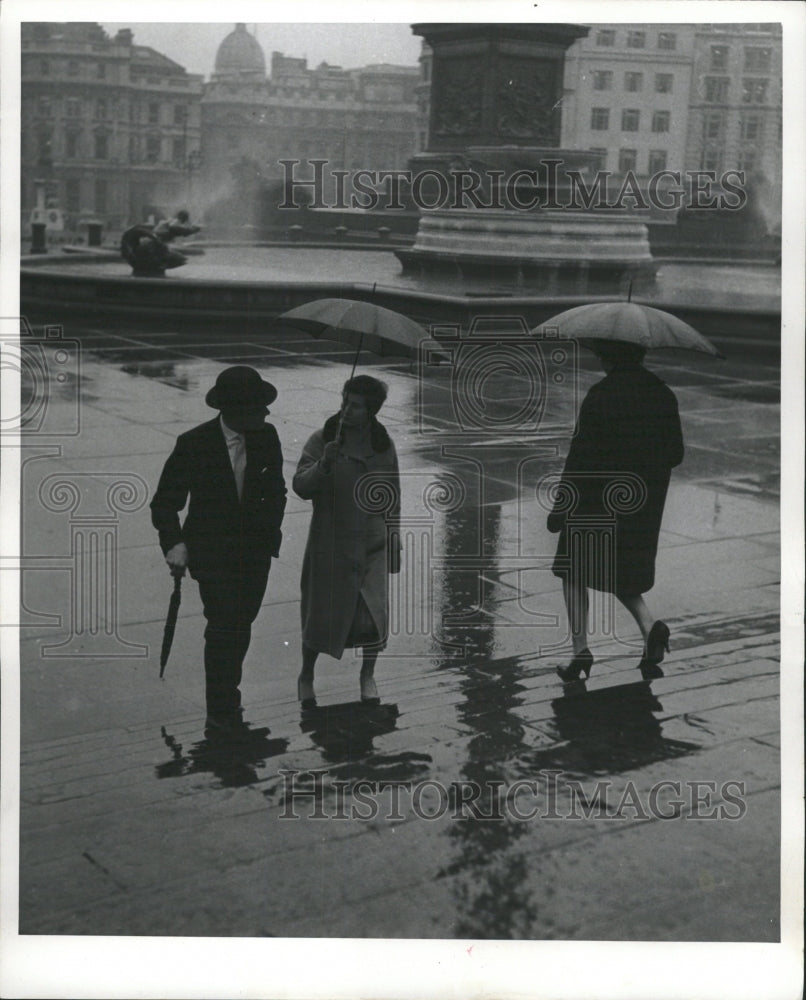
[120,210,201,277]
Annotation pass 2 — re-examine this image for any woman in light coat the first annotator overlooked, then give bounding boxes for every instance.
[293,375,400,707]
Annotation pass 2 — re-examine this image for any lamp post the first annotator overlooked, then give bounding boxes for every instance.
[185,149,202,208]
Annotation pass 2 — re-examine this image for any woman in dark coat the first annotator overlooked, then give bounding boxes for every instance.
[548,339,684,682]
[293,375,401,708]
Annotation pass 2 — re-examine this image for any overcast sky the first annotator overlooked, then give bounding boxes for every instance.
[100,22,422,76]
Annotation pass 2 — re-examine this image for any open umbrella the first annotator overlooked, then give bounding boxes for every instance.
[278,295,427,380]
[531,301,724,358]
[159,573,183,678]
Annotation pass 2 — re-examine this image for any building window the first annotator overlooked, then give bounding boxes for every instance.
[740,113,762,141]
[65,178,80,213]
[710,45,730,71]
[648,149,668,173]
[592,70,612,91]
[65,131,80,158]
[744,47,771,72]
[174,104,188,126]
[655,73,673,93]
[651,111,671,133]
[67,59,79,76]
[172,137,186,167]
[657,32,677,51]
[700,148,722,172]
[595,29,615,47]
[704,76,730,102]
[625,72,643,92]
[148,102,160,124]
[621,108,640,131]
[626,31,646,49]
[145,134,161,163]
[95,99,107,121]
[94,131,108,159]
[737,149,757,172]
[703,112,723,140]
[618,148,637,173]
[95,178,107,214]
[96,62,106,79]
[742,78,769,103]
[66,99,82,118]
[37,128,53,164]
[590,107,610,130]
[37,97,52,117]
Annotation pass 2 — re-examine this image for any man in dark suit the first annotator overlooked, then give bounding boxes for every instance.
[151,366,287,725]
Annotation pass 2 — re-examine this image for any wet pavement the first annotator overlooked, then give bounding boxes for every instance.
[13,316,781,942]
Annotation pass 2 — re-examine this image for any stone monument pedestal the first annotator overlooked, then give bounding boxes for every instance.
[397,23,656,293]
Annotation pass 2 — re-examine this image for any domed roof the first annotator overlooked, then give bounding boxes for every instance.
[214,24,266,79]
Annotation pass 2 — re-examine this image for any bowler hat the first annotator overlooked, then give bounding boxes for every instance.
[205,366,278,409]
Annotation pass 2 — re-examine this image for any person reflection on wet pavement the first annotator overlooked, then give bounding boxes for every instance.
[549,679,700,776]
[300,700,432,782]
[156,721,289,789]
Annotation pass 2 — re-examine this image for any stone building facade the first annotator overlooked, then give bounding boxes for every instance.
[561,24,696,181]
[200,24,420,206]
[685,24,782,191]
[559,21,782,226]
[20,22,203,235]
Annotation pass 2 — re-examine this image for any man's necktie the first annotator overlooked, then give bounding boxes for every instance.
[232,434,246,500]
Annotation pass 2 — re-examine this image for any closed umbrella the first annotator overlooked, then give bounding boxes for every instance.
[159,573,183,678]
[532,301,724,357]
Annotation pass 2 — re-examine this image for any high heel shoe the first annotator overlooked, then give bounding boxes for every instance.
[556,649,593,683]
[637,620,670,681]
[297,676,317,710]
[644,621,670,663]
[645,620,670,665]
[637,658,664,681]
[359,674,380,705]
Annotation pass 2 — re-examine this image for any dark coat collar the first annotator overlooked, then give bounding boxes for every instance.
[322,412,391,452]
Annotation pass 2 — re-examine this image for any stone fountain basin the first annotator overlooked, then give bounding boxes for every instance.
[20,245,780,354]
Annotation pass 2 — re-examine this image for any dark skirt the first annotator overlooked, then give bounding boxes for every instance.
[551,473,670,596]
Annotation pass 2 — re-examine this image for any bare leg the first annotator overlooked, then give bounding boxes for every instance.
[359,648,380,702]
[562,577,590,654]
[617,592,668,679]
[616,592,655,640]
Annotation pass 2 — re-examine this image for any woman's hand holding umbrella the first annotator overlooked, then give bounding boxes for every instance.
[320,439,340,473]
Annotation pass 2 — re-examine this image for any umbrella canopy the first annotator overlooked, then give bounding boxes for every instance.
[532,302,724,357]
[278,298,427,360]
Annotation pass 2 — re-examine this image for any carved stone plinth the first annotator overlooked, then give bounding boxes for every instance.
[401,23,656,293]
